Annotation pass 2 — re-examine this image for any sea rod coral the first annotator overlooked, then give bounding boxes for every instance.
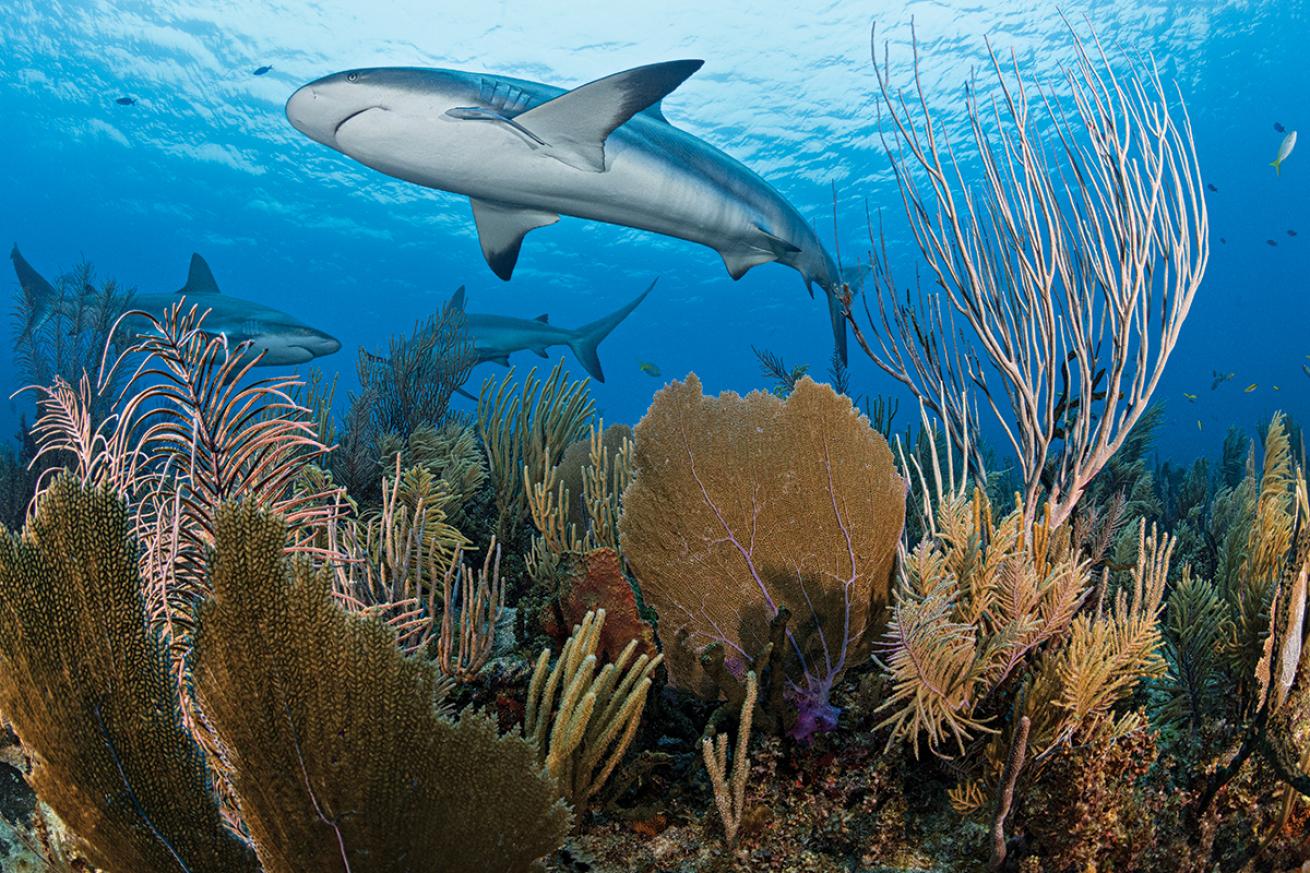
[850,19,1207,527]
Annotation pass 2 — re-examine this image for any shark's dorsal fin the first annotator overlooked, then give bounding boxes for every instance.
[183,253,221,295]
[514,60,703,173]
[534,313,549,323]
[642,102,670,124]
[469,199,559,280]
[446,285,467,313]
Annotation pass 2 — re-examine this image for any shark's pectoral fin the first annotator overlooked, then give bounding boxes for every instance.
[515,59,704,172]
[469,198,559,280]
[720,248,777,280]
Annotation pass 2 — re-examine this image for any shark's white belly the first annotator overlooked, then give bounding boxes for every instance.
[337,110,767,254]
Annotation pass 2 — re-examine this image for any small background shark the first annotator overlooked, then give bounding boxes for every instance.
[11,246,341,367]
[451,280,653,382]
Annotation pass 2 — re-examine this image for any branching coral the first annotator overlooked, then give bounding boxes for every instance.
[194,502,571,873]
[702,670,757,850]
[11,255,133,426]
[620,375,905,741]
[435,540,505,683]
[328,460,471,654]
[379,420,488,526]
[524,609,661,811]
[355,295,476,440]
[851,19,1207,528]
[478,360,595,539]
[877,422,1172,831]
[525,421,633,584]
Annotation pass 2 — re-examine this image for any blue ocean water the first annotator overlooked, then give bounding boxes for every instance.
[1,0,1306,461]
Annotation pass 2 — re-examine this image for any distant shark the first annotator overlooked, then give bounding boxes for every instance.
[450,279,652,382]
[285,60,848,361]
[10,246,341,367]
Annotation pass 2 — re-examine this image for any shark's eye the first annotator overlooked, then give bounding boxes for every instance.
[346,72,359,83]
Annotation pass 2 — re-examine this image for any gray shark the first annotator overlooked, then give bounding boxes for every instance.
[451,279,652,381]
[284,60,847,361]
[10,246,341,367]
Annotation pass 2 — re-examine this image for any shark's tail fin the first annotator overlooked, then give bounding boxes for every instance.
[569,279,655,382]
[10,245,60,341]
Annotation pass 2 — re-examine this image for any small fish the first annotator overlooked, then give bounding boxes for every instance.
[1273,385,1281,391]
[1197,420,1203,432]
[1271,130,1297,175]
[1220,237,1227,245]
[115,96,136,106]
[637,360,661,378]
[1267,239,1279,247]
[1211,370,1236,390]
[1206,182,1218,192]
[1289,229,1298,237]
[1244,383,1257,393]
[253,65,273,76]
[1275,122,1286,133]
[1302,363,1310,378]
[1183,392,1197,402]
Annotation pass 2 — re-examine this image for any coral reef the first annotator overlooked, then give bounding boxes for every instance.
[620,375,905,741]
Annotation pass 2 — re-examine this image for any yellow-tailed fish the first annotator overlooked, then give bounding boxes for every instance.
[1183,392,1197,402]
[1197,420,1203,431]
[638,360,661,378]
[1244,383,1257,393]
[1274,385,1281,391]
[1271,130,1298,175]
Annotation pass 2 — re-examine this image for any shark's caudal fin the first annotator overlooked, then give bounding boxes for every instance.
[516,60,704,173]
[568,279,655,382]
[182,253,222,294]
[10,245,60,340]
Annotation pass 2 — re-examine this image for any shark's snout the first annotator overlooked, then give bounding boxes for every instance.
[286,71,380,147]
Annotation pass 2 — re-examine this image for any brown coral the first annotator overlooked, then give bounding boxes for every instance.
[0,476,258,873]
[193,502,570,873]
[619,375,904,739]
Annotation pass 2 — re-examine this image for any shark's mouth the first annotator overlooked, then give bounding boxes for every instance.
[334,106,383,138]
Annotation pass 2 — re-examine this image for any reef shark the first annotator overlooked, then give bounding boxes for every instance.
[10,246,341,366]
[285,60,848,361]
[450,279,652,382]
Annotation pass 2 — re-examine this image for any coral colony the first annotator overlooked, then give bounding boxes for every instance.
[6,20,1310,873]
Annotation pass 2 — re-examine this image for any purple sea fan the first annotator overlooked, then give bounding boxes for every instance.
[620,374,906,741]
